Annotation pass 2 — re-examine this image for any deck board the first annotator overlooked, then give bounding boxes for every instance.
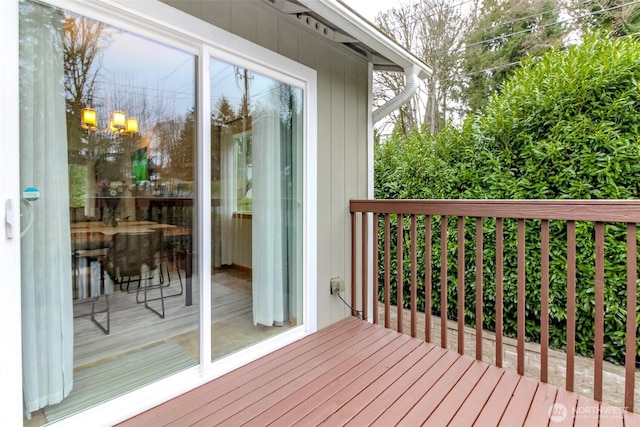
[118,317,640,427]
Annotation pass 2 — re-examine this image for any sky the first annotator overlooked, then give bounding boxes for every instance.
[342,0,396,22]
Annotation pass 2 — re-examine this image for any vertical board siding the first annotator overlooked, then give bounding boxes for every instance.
[170,0,372,329]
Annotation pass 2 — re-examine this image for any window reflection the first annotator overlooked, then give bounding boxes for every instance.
[19,1,198,423]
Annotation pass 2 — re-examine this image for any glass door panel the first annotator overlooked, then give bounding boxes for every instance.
[210,59,303,360]
[19,1,198,424]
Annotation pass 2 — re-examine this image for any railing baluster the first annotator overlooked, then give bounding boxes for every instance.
[541,220,550,383]
[361,213,368,321]
[410,215,418,338]
[348,200,640,413]
[625,223,636,412]
[425,215,432,343]
[567,221,576,392]
[384,214,391,329]
[458,216,465,355]
[476,217,483,362]
[496,218,504,368]
[351,212,357,317]
[517,219,526,376]
[594,222,605,402]
[397,214,404,333]
[373,213,379,325]
[441,215,448,349]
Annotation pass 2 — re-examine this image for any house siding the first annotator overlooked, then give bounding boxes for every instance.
[162,0,370,329]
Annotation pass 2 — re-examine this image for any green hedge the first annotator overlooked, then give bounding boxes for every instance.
[374,33,640,365]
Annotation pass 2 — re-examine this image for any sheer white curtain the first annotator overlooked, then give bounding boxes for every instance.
[252,90,285,326]
[19,2,74,416]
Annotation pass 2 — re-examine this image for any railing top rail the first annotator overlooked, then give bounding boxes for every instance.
[350,199,640,223]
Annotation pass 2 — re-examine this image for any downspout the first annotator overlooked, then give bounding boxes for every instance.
[372,65,421,124]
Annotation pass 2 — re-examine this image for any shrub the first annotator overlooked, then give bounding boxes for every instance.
[374,33,640,365]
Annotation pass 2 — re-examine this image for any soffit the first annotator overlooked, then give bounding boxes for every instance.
[262,0,431,78]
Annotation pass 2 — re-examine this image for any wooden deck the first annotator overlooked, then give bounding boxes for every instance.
[119,317,640,426]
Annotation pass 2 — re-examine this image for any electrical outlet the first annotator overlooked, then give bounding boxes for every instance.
[330,277,345,294]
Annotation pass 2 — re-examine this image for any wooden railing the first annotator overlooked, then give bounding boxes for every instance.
[350,199,640,411]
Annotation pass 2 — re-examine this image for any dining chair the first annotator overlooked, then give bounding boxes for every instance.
[103,230,173,318]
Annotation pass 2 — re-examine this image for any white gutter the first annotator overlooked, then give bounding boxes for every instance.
[372,65,420,124]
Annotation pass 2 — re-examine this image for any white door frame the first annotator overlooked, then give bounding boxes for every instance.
[0,0,24,425]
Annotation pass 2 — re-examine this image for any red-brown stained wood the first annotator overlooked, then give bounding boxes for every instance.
[120,318,367,427]
[624,224,638,412]
[473,371,522,425]
[384,214,391,329]
[119,318,640,427]
[625,410,640,427]
[498,376,539,426]
[458,216,465,355]
[373,213,379,324]
[425,215,432,343]
[523,380,557,426]
[540,219,550,384]
[243,331,419,427]
[599,403,625,427]
[476,217,483,362]
[626,223,637,412]
[345,345,449,426]
[361,212,368,320]
[552,389,579,427]
[567,220,576,392]
[371,349,461,426]
[335,343,436,426]
[351,213,357,317]
[447,365,505,426]
[517,219,525,376]
[496,218,504,368]
[410,215,417,338]
[397,213,404,333]
[401,358,487,425]
[575,395,601,427]
[594,222,605,402]
[175,326,393,427]
[350,199,640,222]
[206,327,398,427]
[441,215,448,349]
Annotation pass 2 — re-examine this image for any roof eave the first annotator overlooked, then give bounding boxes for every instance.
[296,0,431,79]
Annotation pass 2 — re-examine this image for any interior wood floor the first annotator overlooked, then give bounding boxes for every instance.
[24,266,291,427]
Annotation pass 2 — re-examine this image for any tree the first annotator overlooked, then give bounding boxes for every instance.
[374,0,474,135]
[567,0,640,37]
[63,15,109,152]
[459,0,566,114]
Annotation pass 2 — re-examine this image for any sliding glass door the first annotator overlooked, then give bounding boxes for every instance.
[11,1,312,425]
[19,1,198,424]
[210,59,304,360]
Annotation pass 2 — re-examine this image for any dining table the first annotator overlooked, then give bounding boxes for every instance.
[71,220,193,306]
